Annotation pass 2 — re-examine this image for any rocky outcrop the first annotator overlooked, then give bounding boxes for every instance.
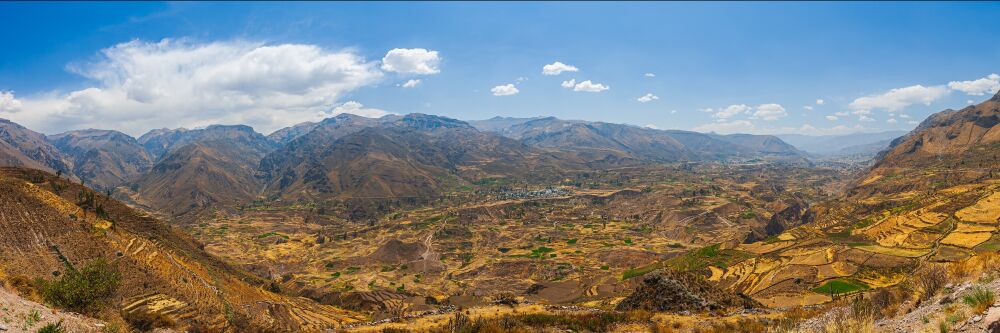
[615,269,760,312]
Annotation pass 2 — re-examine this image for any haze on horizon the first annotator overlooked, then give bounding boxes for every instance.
[1,2,999,137]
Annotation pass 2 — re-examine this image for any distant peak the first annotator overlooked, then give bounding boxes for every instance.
[399,113,471,129]
[992,89,1000,102]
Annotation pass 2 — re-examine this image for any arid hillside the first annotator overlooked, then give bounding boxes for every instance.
[0,167,360,332]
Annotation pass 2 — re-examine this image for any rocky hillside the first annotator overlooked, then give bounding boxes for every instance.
[48,129,153,190]
[0,118,73,175]
[0,167,361,331]
[133,125,276,219]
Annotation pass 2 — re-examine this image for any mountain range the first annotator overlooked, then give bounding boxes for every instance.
[0,112,810,218]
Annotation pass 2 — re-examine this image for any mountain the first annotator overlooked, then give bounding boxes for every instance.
[48,129,153,190]
[0,118,74,175]
[0,167,359,331]
[776,130,908,156]
[875,91,1000,168]
[261,114,576,202]
[133,125,276,218]
[474,116,804,162]
[268,121,320,145]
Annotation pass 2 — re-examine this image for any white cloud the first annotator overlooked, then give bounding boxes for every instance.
[0,91,22,113]
[693,120,755,134]
[803,106,814,111]
[907,120,920,125]
[644,73,656,78]
[670,110,677,114]
[948,74,1000,96]
[968,99,976,104]
[491,84,519,96]
[400,79,421,88]
[834,111,849,117]
[323,101,392,118]
[637,93,659,103]
[887,118,898,124]
[898,113,910,119]
[381,48,441,75]
[859,115,875,122]
[825,115,838,121]
[572,80,609,92]
[542,61,579,75]
[816,99,824,105]
[712,104,750,119]
[752,103,787,121]
[561,79,576,88]
[643,124,659,129]
[849,84,949,113]
[1,39,385,135]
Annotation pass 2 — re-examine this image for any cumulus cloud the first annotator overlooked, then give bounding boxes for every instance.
[948,74,1000,96]
[834,111,849,117]
[859,115,875,122]
[1,39,387,135]
[849,84,949,113]
[571,80,609,92]
[644,73,656,78]
[0,91,22,112]
[825,115,838,121]
[887,118,898,124]
[816,99,824,105]
[637,93,659,103]
[561,79,576,88]
[381,48,441,75]
[751,103,787,121]
[712,104,750,119]
[323,101,392,118]
[898,113,910,119]
[643,124,659,129]
[491,84,519,96]
[542,61,579,75]
[400,79,421,88]
[803,106,814,111]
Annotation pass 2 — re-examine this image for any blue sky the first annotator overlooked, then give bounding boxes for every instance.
[1,2,999,136]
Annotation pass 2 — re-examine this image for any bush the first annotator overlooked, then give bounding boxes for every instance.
[36,321,65,333]
[962,285,995,313]
[913,265,948,301]
[37,258,120,312]
[123,310,175,332]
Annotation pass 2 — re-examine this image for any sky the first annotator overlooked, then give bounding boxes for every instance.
[1,2,999,137]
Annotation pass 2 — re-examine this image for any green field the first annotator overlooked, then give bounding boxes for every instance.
[812,278,869,295]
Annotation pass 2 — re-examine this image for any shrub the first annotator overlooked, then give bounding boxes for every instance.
[36,321,65,333]
[913,264,948,301]
[961,285,995,313]
[37,258,120,312]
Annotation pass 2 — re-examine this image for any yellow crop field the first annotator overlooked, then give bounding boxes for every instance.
[955,191,1000,224]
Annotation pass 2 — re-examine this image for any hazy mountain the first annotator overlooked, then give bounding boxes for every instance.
[776,130,908,155]
[474,116,804,161]
[0,118,74,175]
[48,129,153,189]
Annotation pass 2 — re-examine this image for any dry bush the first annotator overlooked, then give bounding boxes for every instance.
[949,258,977,280]
[913,264,949,301]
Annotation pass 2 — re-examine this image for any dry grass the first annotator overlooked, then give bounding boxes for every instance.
[912,264,949,301]
[961,285,995,314]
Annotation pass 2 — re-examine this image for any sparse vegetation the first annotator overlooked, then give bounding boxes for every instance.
[36,258,120,313]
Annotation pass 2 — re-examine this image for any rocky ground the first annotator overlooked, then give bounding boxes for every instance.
[0,287,107,333]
